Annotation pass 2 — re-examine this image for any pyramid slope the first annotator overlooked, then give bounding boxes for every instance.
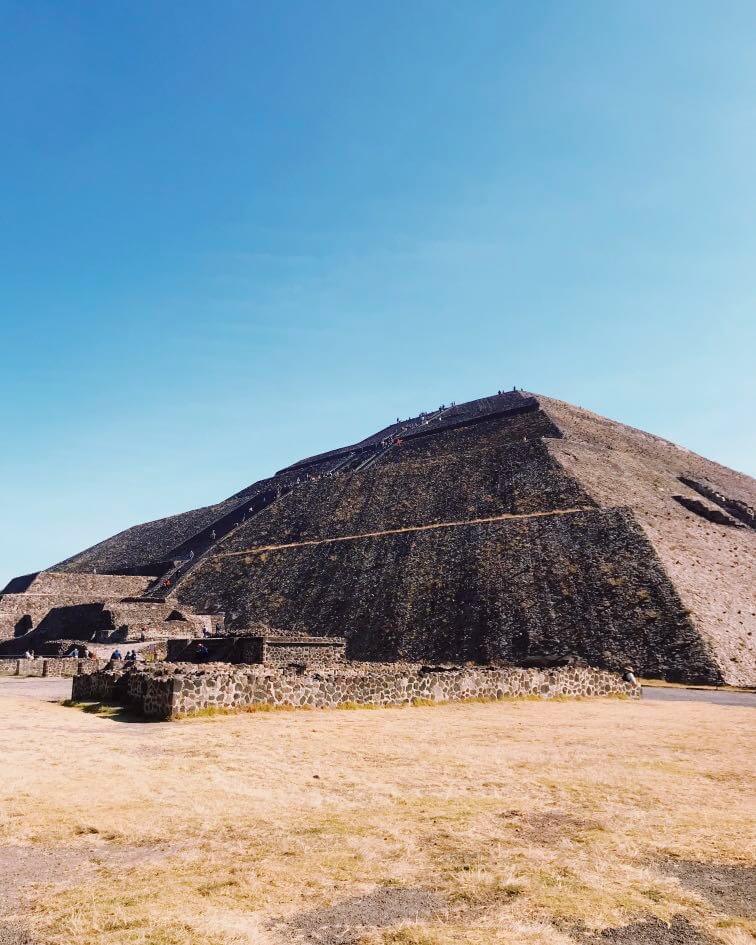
[52,478,282,576]
[50,390,534,576]
[537,395,756,686]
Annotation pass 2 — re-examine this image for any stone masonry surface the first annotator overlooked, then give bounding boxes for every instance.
[258,637,346,668]
[540,394,756,686]
[0,571,217,655]
[0,657,102,677]
[72,663,639,720]
[180,508,719,683]
[10,388,755,685]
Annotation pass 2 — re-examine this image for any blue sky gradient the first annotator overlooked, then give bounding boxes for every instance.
[1,1,754,586]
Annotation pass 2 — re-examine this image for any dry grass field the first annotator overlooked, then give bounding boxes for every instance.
[0,685,753,945]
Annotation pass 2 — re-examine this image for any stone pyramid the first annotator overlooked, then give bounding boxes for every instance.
[9,390,755,684]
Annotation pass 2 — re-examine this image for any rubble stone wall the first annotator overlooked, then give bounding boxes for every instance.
[206,415,593,557]
[0,657,102,677]
[0,571,151,642]
[540,394,756,686]
[0,585,215,649]
[72,663,639,720]
[72,669,120,700]
[260,638,346,668]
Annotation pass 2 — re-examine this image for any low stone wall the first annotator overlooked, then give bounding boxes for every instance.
[72,662,639,719]
[259,636,346,668]
[0,657,102,678]
[73,669,121,701]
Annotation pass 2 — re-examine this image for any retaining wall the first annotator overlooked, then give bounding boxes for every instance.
[248,637,346,668]
[72,663,639,719]
[0,657,102,677]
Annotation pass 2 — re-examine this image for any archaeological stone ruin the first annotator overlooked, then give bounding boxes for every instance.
[72,659,640,720]
[2,388,754,710]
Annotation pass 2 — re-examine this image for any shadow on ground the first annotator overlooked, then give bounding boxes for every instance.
[60,700,160,723]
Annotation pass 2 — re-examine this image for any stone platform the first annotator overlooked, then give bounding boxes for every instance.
[72,662,640,720]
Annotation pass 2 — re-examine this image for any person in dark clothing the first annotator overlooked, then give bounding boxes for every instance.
[196,642,209,661]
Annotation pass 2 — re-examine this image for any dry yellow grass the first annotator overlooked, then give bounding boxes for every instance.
[0,689,753,945]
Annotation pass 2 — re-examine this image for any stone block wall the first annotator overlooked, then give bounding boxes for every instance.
[1,572,152,597]
[0,578,217,655]
[0,657,102,677]
[254,636,346,667]
[72,663,639,720]
[103,603,211,642]
[72,669,120,701]
[44,658,102,677]
[23,572,152,597]
[540,394,756,686]
[283,390,532,473]
[0,597,107,642]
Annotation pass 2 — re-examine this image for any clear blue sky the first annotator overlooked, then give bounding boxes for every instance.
[1,1,754,587]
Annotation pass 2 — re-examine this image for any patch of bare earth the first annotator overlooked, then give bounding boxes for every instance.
[0,841,183,945]
[659,860,756,920]
[499,810,605,843]
[280,887,445,944]
[574,916,714,944]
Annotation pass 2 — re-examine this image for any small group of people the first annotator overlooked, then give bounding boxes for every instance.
[23,646,94,660]
[110,649,140,664]
[65,645,92,659]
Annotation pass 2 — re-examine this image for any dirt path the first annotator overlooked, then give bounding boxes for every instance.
[643,686,756,708]
[0,678,71,702]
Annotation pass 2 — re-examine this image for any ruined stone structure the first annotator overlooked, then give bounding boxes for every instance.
[246,634,346,668]
[164,632,346,668]
[6,389,755,684]
[0,656,102,678]
[0,571,220,656]
[72,662,639,720]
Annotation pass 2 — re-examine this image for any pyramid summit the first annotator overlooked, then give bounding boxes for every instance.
[3,389,755,685]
